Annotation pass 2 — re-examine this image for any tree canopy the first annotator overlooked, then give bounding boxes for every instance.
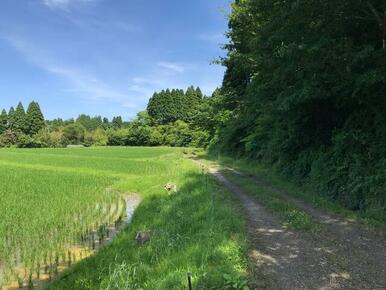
[26,101,45,135]
[147,87,203,124]
[210,0,386,211]
[0,109,7,134]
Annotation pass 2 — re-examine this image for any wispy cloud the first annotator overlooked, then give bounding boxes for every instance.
[43,0,69,10]
[127,84,155,99]
[67,17,141,33]
[1,33,129,103]
[128,75,187,99]
[129,60,221,100]
[157,61,185,74]
[132,77,163,87]
[198,32,226,44]
[122,102,140,109]
[42,0,96,11]
[49,66,128,101]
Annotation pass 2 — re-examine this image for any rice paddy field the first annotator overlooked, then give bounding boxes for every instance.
[0,147,247,290]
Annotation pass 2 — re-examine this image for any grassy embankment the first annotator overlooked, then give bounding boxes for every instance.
[0,147,249,290]
[195,150,385,231]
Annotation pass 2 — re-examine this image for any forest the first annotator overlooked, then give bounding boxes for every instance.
[212,0,386,214]
[1,0,385,225]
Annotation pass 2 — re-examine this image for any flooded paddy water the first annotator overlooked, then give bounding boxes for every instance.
[0,193,141,290]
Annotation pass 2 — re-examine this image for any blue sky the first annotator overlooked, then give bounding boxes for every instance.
[0,0,230,120]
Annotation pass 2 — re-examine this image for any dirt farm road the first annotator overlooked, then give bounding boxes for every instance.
[203,163,386,290]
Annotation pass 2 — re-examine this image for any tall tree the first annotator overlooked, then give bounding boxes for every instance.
[8,107,15,130]
[0,109,7,134]
[26,101,45,135]
[112,116,123,129]
[148,90,178,124]
[184,86,203,122]
[13,102,27,133]
[216,0,386,210]
[147,87,201,124]
[63,123,86,145]
[76,114,103,131]
[102,117,110,129]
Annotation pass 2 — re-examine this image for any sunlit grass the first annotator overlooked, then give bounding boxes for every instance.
[224,172,320,232]
[0,147,248,289]
[47,155,248,290]
[198,151,385,230]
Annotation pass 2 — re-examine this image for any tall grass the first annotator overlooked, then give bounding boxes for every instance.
[0,147,248,289]
[201,152,386,229]
[46,152,248,290]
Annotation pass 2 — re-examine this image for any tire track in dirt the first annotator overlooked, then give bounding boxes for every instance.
[227,168,386,289]
[204,164,386,290]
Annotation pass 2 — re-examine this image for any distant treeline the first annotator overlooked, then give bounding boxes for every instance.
[0,86,216,148]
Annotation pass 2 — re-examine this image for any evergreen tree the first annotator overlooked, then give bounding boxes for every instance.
[112,116,123,129]
[184,86,203,122]
[102,117,110,129]
[76,114,103,131]
[0,109,7,134]
[195,87,203,99]
[147,88,186,124]
[26,101,45,136]
[13,102,27,133]
[8,107,15,130]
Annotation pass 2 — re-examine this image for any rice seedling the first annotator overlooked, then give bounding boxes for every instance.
[0,147,248,289]
[0,147,176,288]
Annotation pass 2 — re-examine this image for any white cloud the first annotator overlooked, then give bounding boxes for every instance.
[0,32,222,116]
[128,60,222,100]
[122,102,139,109]
[127,84,155,99]
[198,33,226,44]
[48,66,128,101]
[157,61,185,74]
[42,0,95,11]
[43,0,69,9]
[131,77,163,87]
[67,17,141,34]
[1,33,130,104]
[128,76,186,99]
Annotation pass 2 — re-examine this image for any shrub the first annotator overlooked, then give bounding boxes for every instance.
[0,129,17,147]
[16,134,42,148]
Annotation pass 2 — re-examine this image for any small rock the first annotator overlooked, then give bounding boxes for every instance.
[135,231,151,245]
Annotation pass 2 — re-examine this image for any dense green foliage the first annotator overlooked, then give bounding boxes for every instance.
[0,87,213,149]
[209,0,386,214]
[0,110,7,134]
[0,101,46,147]
[13,102,28,134]
[147,86,203,124]
[26,101,45,135]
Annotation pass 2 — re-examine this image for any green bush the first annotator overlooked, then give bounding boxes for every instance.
[16,134,43,148]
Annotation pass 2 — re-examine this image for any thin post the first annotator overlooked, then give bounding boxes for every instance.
[187,272,192,290]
